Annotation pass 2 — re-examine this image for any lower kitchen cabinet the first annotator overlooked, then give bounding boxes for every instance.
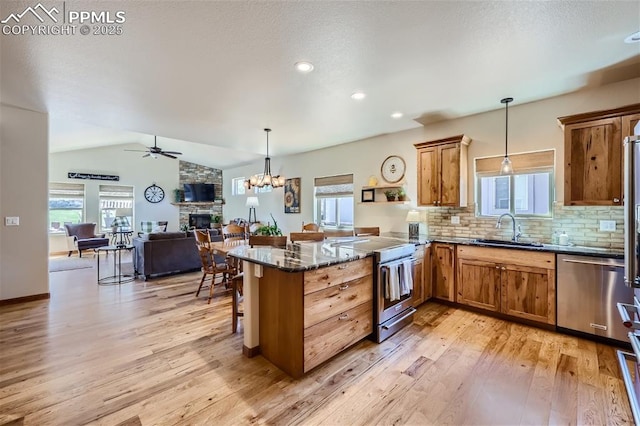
[456,258,501,312]
[456,245,556,325]
[412,244,425,307]
[432,243,455,301]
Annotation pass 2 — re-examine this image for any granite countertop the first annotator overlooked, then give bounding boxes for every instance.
[227,241,371,272]
[382,232,624,259]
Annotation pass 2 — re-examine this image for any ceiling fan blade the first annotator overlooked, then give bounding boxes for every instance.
[142,153,151,158]
[162,151,182,155]
[124,149,150,153]
[160,152,177,159]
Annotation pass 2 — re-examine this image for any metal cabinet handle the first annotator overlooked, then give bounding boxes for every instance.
[338,265,348,270]
[338,314,349,320]
[501,266,506,270]
[614,198,620,203]
[618,301,640,329]
[382,307,417,330]
[338,284,349,291]
[495,266,500,269]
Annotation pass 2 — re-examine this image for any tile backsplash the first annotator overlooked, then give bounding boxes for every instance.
[425,202,623,250]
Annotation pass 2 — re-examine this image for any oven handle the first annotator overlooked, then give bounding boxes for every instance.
[381,307,417,330]
[379,256,416,270]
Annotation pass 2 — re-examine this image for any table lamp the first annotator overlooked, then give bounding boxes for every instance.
[405,210,420,240]
[246,196,259,223]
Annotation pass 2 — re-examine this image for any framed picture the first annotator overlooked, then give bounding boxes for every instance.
[284,177,301,213]
[361,188,375,202]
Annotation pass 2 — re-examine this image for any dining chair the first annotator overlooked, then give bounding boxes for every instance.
[223,223,246,242]
[193,229,237,303]
[354,226,380,236]
[248,235,288,248]
[290,232,325,242]
[323,229,355,238]
[301,222,320,232]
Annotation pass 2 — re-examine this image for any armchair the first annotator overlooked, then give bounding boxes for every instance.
[64,223,110,257]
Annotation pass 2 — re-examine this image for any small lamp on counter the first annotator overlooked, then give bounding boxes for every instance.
[406,210,420,241]
[246,196,259,223]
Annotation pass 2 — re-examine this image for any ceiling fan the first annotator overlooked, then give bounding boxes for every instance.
[125,136,182,159]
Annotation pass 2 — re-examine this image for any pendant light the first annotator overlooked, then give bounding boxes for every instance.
[244,128,285,190]
[500,97,514,175]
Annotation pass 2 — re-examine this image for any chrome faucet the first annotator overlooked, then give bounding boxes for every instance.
[496,213,521,242]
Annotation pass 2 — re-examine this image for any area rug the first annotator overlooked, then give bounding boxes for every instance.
[49,257,95,272]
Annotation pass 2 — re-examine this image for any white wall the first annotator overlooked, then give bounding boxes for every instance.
[49,144,181,252]
[222,78,640,235]
[0,104,49,300]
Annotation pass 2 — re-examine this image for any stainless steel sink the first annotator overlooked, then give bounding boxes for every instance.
[473,238,543,248]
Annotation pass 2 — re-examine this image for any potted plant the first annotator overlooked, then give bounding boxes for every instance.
[384,189,397,202]
[256,214,283,236]
[397,187,406,201]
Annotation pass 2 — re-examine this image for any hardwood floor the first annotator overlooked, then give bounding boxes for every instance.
[0,258,633,425]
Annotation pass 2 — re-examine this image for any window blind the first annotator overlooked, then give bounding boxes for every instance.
[314,174,354,198]
[49,182,84,199]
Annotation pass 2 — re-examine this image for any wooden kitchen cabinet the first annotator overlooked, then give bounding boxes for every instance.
[456,245,556,325]
[412,245,425,307]
[414,135,471,207]
[558,104,640,206]
[456,257,501,312]
[432,243,455,301]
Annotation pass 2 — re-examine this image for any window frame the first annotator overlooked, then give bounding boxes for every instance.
[314,174,354,230]
[98,184,135,233]
[476,169,554,218]
[231,177,246,196]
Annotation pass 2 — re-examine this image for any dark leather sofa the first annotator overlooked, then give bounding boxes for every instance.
[132,230,223,280]
[64,223,110,257]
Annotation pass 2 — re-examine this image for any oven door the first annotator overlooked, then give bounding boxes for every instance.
[377,257,415,325]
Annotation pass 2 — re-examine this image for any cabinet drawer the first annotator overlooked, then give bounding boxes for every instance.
[304,302,372,373]
[304,257,373,295]
[457,245,554,269]
[304,275,372,328]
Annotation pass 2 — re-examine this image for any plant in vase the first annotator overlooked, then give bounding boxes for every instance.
[173,188,183,203]
[397,188,407,201]
[384,190,397,202]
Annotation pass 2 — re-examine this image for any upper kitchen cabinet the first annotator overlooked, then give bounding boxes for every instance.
[558,103,640,206]
[414,135,471,207]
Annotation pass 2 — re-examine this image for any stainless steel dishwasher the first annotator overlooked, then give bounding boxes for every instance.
[557,254,632,343]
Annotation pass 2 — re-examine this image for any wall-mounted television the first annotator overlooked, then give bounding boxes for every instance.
[183,183,216,202]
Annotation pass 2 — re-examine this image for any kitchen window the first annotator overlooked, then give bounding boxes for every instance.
[314,174,354,229]
[49,182,85,233]
[475,150,554,217]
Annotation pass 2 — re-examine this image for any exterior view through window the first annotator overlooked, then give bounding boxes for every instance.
[98,184,134,232]
[49,182,85,232]
[314,174,354,229]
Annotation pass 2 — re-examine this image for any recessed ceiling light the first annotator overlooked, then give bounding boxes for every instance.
[391,112,403,119]
[351,91,366,100]
[624,31,640,43]
[294,61,314,73]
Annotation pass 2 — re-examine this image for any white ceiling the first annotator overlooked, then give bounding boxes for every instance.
[1,1,639,169]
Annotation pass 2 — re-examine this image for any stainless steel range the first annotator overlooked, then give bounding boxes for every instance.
[372,242,417,342]
[329,237,417,342]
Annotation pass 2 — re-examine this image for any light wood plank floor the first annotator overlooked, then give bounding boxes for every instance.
[0,257,634,425]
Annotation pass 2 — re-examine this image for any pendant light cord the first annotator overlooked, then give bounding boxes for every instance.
[504,100,508,158]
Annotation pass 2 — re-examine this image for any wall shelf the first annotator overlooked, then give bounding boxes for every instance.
[361,184,408,204]
[358,200,409,205]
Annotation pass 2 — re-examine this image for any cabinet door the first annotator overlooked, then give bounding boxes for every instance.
[412,257,424,307]
[432,243,455,301]
[623,113,640,138]
[423,246,432,301]
[564,117,622,206]
[501,264,555,324]
[418,147,439,206]
[439,143,461,206]
[456,258,501,312]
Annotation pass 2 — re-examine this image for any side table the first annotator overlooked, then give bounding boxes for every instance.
[96,245,135,285]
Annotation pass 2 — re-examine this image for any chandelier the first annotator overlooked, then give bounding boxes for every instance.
[244,128,285,189]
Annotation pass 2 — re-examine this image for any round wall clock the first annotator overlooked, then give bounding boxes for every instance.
[144,184,165,203]
[381,155,406,184]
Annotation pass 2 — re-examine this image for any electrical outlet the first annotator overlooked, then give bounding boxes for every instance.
[5,216,19,226]
[599,220,616,231]
[451,216,460,225]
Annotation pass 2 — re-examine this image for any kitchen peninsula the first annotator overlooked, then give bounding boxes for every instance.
[228,239,378,378]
